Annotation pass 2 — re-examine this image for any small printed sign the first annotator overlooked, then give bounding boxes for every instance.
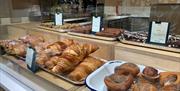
[55,13,63,25]
[148,21,170,45]
[92,16,102,33]
[25,47,35,68]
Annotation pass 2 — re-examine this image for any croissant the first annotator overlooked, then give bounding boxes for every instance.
[45,56,60,69]
[36,53,50,66]
[41,41,67,56]
[52,54,80,74]
[63,43,86,59]
[68,56,104,81]
[82,43,99,57]
[51,43,99,74]
[61,39,76,46]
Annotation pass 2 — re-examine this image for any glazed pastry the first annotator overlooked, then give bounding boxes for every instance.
[160,72,180,86]
[104,74,134,91]
[132,82,158,91]
[143,66,158,77]
[115,63,140,77]
[68,56,104,81]
[160,84,180,91]
[141,66,159,82]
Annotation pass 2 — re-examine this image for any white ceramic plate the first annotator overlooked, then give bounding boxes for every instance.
[85,60,164,91]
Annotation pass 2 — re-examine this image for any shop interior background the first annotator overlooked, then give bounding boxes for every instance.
[0,0,180,39]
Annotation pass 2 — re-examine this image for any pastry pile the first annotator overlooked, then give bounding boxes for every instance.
[40,22,80,30]
[104,63,180,91]
[0,35,44,57]
[0,35,104,82]
[35,39,104,81]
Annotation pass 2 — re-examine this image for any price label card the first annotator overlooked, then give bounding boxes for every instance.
[55,13,63,25]
[148,21,170,44]
[25,47,35,68]
[92,16,102,33]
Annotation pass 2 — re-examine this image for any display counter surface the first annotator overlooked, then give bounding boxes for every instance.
[0,55,90,91]
[5,23,180,90]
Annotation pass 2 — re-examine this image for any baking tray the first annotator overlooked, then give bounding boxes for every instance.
[85,60,164,91]
[119,39,180,53]
[68,32,117,41]
[37,57,107,85]
[37,65,84,85]
[37,22,91,33]
[37,26,69,33]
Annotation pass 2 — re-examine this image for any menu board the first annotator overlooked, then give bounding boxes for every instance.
[92,16,102,33]
[148,21,170,44]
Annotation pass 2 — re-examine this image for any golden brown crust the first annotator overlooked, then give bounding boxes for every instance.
[115,63,140,77]
[68,56,104,81]
[36,53,49,66]
[104,74,134,91]
[141,66,159,82]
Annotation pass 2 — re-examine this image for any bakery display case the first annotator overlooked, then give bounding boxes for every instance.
[0,0,180,91]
